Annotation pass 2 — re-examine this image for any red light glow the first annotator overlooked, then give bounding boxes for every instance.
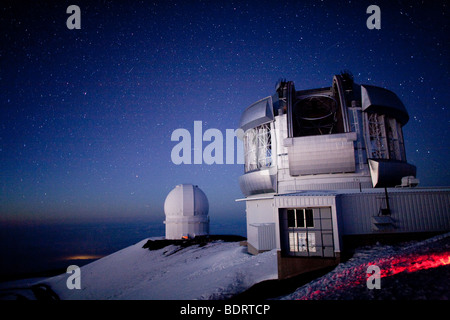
[299,251,450,300]
[377,252,450,278]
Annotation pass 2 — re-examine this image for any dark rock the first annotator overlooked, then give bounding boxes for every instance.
[142,235,246,251]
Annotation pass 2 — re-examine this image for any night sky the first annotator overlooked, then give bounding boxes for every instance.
[1,0,449,225]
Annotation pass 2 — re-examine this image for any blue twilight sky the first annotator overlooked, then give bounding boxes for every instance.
[1,0,449,224]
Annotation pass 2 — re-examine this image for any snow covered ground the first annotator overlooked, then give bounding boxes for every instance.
[1,233,449,300]
[41,239,278,300]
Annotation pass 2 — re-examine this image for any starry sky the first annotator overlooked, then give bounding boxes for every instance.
[1,0,449,225]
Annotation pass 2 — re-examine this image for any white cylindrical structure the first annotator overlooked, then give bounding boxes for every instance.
[164,184,209,240]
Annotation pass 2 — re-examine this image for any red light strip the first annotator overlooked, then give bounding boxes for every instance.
[298,251,450,300]
[378,252,450,278]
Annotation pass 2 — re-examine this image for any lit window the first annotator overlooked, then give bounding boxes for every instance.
[307,233,316,252]
[289,232,298,252]
[298,233,307,252]
[289,232,316,253]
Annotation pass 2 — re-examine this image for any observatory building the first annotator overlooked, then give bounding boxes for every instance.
[237,74,450,279]
[164,184,210,240]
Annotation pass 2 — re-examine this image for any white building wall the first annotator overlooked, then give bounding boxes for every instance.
[338,189,450,235]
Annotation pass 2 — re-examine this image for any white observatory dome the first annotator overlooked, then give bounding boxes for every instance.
[164,184,209,240]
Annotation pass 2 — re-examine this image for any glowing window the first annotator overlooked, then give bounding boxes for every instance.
[289,232,316,253]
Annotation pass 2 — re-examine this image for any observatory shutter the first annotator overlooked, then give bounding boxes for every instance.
[285,132,356,176]
[239,96,274,133]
